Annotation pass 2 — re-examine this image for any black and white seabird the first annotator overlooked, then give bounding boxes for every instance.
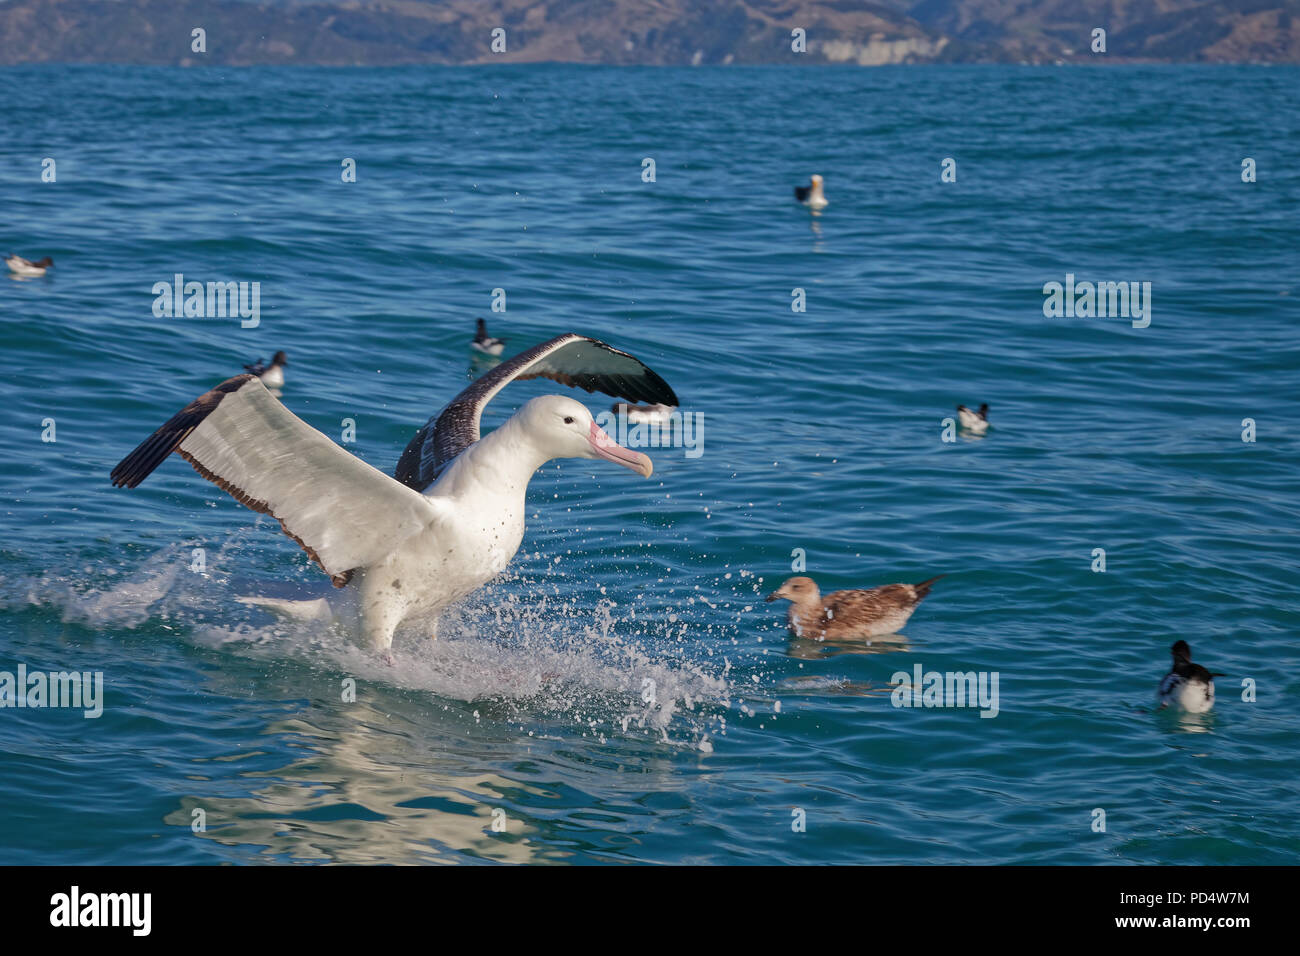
[1158,640,1221,713]
[472,318,506,356]
[794,175,828,211]
[5,254,53,277]
[111,334,678,656]
[956,403,989,435]
[243,351,288,389]
[612,401,675,425]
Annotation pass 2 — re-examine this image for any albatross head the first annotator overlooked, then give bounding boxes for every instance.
[518,395,653,478]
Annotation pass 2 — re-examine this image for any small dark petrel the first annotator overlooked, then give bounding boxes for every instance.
[5,254,53,277]
[793,174,828,210]
[766,574,943,640]
[1158,640,1221,713]
[244,350,288,389]
[472,318,506,356]
[956,403,989,435]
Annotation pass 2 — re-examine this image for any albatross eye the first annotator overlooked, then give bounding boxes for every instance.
[563,416,575,424]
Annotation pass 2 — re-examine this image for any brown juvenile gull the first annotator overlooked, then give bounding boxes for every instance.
[765,575,943,640]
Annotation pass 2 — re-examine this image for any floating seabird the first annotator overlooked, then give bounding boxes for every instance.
[794,175,828,210]
[956,403,989,434]
[5,254,53,277]
[1158,640,1220,713]
[612,402,675,425]
[111,333,678,656]
[243,350,288,389]
[471,318,506,356]
[766,574,943,640]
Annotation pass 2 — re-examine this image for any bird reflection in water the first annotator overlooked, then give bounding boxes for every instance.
[468,351,502,380]
[785,631,911,661]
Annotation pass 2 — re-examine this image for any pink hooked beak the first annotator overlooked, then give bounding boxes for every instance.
[588,420,653,478]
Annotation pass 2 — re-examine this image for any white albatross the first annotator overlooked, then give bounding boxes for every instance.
[111,333,679,655]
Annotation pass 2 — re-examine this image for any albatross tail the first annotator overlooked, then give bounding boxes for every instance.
[235,595,334,623]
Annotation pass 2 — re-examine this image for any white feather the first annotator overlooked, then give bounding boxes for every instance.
[177,380,446,578]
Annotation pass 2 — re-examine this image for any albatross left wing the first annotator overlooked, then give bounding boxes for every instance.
[111,374,446,587]
[394,333,678,492]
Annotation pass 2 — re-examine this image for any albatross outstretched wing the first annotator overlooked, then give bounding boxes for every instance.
[111,374,446,587]
[394,333,678,492]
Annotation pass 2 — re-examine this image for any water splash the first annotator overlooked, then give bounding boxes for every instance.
[15,539,738,749]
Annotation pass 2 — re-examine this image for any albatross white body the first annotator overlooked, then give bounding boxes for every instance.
[348,400,621,648]
[112,333,677,655]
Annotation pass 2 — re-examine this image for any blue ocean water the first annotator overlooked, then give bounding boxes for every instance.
[0,64,1297,865]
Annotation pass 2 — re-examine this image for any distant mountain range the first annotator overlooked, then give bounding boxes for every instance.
[2,0,1297,65]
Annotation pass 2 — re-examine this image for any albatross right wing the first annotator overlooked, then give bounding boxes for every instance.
[111,374,446,587]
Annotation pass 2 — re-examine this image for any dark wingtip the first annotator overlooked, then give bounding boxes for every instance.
[642,366,679,407]
[794,186,810,201]
[573,334,680,407]
[111,428,183,488]
[110,375,255,489]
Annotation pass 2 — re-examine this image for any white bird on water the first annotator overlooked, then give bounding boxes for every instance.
[111,333,678,657]
[612,401,676,425]
[243,350,288,389]
[471,318,506,356]
[6,254,53,277]
[794,175,828,211]
[956,403,989,435]
[1157,640,1221,713]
